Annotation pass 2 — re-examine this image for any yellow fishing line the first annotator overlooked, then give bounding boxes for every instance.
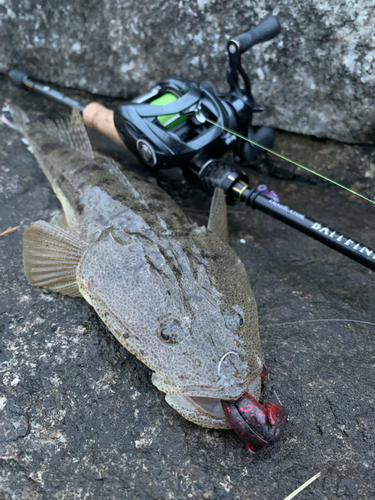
[204,117,375,206]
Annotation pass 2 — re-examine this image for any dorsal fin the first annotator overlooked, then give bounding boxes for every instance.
[40,107,94,159]
[207,188,229,243]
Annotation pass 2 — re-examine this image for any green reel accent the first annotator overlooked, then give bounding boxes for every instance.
[150,92,187,129]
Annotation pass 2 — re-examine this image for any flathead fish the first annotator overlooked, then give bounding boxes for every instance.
[2,101,287,449]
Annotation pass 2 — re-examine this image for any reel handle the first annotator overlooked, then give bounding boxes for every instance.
[229,16,281,54]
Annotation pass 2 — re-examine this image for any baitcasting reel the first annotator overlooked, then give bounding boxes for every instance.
[113,16,279,172]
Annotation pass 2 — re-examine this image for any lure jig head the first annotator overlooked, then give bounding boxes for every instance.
[222,392,288,453]
[221,367,288,453]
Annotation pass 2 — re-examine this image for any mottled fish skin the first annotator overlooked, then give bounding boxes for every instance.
[8,105,264,429]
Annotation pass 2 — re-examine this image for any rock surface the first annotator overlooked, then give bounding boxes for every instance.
[1,0,375,143]
[0,75,375,499]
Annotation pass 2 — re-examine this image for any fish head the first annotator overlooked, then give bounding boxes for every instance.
[77,228,264,428]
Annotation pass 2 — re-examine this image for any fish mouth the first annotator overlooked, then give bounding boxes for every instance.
[154,375,261,421]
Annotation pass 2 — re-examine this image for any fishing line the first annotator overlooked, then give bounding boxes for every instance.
[204,116,375,206]
[259,318,375,328]
[273,390,282,406]
[283,472,321,500]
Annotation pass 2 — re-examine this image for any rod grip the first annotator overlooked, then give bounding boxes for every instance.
[83,102,125,147]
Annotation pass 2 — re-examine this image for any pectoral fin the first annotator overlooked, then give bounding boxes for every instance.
[207,188,229,243]
[23,221,87,297]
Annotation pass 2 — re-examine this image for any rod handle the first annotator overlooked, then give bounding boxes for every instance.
[83,102,125,147]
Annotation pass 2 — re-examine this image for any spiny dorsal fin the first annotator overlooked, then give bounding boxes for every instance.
[23,221,87,298]
[41,107,94,159]
[207,188,229,243]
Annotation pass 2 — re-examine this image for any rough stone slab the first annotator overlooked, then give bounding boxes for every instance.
[0,76,375,499]
[0,1,375,143]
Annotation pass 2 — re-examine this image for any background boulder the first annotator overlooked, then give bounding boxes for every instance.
[0,0,375,143]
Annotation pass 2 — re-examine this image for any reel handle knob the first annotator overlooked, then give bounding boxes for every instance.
[229,16,281,55]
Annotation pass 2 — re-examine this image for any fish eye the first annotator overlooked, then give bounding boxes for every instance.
[160,328,170,342]
[157,321,182,344]
[223,310,244,331]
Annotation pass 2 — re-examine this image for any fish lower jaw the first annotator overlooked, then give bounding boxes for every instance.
[162,377,262,429]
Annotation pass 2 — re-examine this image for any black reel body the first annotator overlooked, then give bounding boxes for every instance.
[114,77,234,170]
[113,16,280,173]
[113,76,273,172]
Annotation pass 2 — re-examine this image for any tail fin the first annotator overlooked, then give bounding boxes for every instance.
[1,99,30,134]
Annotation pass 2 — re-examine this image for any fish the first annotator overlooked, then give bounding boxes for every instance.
[1,101,287,450]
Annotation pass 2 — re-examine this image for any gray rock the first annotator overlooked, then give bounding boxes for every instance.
[0,1,375,143]
[1,75,375,499]
[0,403,29,444]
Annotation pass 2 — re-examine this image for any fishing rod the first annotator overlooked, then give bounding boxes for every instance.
[8,16,375,271]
